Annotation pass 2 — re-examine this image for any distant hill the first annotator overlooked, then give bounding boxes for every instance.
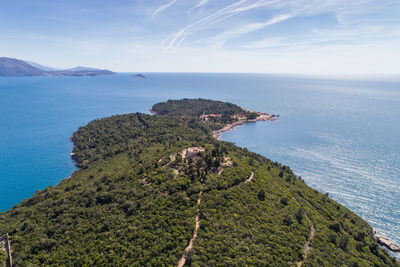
[0,57,44,76]
[65,66,101,72]
[0,57,115,77]
[51,69,115,77]
[26,61,60,71]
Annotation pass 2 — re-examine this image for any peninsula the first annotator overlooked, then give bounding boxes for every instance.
[0,99,398,266]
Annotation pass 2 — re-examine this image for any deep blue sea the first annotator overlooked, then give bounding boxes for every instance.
[1,73,399,256]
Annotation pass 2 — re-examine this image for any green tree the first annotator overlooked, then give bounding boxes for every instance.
[295,208,304,223]
[257,190,266,201]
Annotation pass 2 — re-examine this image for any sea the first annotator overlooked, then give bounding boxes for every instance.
[1,73,399,257]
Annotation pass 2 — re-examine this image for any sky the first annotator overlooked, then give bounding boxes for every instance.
[1,0,400,75]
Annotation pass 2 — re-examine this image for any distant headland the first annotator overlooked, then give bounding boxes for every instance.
[0,57,114,77]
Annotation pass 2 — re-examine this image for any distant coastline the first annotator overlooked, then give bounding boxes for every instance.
[0,57,114,77]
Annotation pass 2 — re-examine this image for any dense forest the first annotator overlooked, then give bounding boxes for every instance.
[151,98,250,117]
[0,99,398,266]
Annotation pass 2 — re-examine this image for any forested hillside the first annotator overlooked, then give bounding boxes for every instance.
[151,98,249,117]
[0,99,398,266]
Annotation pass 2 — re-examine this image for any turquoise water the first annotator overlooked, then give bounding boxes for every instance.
[1,73,399,256]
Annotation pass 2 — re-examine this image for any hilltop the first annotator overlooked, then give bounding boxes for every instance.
[0,57,114,77]
[0,99,398,266]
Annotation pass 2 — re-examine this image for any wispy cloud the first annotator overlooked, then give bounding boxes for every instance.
[152,0,177,18]
[160,0,400,50]
[243,23,400,50]
[209,13,292,48]
[188,0,210,13]
[162,0,282,49]
[5,0,400,74]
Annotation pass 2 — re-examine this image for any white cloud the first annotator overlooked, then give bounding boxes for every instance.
[209,13,292,48]
[152,0,177,18]
[188,0,210,13]
[161,0,400,50]
[9,0,400,74]
[162,0,283,49]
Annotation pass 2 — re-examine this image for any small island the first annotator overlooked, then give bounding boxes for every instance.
[133,74,146,79]
[0,99,398,266]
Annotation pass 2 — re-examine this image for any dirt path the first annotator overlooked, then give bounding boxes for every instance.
[177,192,202,267]
[244,171,254,183]
[304,224,316,255]
[176,171,254,266]
[291,196,316,267]
[297,224,316,267]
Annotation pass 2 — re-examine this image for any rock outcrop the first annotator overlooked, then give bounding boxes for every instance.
[373,231,400,252]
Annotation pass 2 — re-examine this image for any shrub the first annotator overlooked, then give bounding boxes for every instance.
[280,197,288,206]
[295,208,304,223]
[283,215,293,226]
[328,234,337,245]
[329,223,341,233]
[339,236,349,251]
[0,250,7,265]
[257,190,266,201]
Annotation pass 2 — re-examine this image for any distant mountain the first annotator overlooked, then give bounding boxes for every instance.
[26,61,60,71]
[0,57,45,76]
[0,57,115,77]
[65,66,100,72]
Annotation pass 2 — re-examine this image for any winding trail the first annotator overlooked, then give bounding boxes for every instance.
[177,192,202,267]
[176,171,255,266]
[245,171,254,183]
[297,224,316,267]
[292,196,316,267]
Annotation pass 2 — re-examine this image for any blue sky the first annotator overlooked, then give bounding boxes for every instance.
[1,0,399,74]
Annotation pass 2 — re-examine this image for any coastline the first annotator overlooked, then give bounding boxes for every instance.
[212,112,279,139]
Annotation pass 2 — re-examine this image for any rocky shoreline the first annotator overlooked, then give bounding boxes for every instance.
[212,112,279,139]
[373,231,400,253]
[149,108,279,139]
